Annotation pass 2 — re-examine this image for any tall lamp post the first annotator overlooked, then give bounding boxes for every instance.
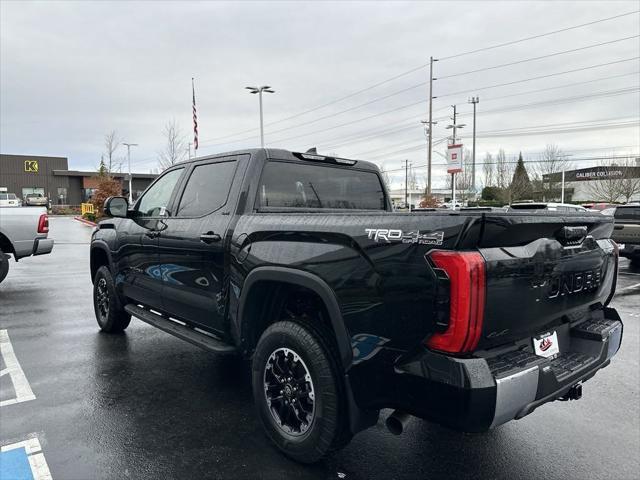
[122,142,138,204]
[245,86,275,147]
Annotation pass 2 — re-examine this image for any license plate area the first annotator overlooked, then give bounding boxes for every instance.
[533,331,560,358]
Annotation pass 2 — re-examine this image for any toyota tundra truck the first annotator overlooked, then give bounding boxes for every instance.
[89,148,622,463]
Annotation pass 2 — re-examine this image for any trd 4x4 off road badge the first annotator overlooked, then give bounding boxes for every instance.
[365,229,444,245]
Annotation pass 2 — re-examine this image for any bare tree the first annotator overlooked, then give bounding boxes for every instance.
[104,130,122,173]
[445,149,474,203]
[159,120,187,170]
[534,144,572,201]
[619,158,640,203]
[407,165,418,190]
[495,149,512,190]
[584,160,623,203]
[482,152,494,187]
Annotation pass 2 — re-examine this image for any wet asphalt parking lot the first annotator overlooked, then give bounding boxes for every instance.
[0,216,639,480]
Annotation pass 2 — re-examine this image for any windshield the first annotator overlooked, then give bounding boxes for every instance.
[259,161,386,210]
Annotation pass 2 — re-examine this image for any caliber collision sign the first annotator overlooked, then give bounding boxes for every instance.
[446,144,463,174]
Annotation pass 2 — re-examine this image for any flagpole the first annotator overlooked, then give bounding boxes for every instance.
[192,77,199,155]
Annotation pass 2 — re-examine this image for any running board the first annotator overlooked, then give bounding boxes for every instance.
[124,304,236,354]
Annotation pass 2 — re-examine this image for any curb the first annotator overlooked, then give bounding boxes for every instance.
[74,216,97,227]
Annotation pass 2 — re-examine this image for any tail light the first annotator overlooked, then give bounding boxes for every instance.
[426,251,486,354]
[37,214,49,234]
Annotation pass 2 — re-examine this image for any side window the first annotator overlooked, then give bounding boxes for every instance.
[177,160,238,217]
[136,168,184,217]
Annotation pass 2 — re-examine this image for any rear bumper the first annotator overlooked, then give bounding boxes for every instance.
[392,307,623,432]
[33,237,54,256]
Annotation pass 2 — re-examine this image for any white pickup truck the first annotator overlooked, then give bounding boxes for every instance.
[0,207,54,283]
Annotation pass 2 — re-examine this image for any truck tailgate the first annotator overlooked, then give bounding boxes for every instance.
[475,213,616,350]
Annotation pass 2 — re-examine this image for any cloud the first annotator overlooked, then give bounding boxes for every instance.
[1,1,638,186]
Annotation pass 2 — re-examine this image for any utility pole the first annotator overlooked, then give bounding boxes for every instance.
[122,142,138,204]
[446,106,465,210]
[468,96,479,194]
[426,56,438,196]
[246,86,275,147]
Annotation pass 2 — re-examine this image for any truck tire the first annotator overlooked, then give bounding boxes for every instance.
[0,248,9,284]
[93,265,131,333]
[252,319,352,463]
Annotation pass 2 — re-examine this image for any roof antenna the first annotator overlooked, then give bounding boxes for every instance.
[305,147,317,154]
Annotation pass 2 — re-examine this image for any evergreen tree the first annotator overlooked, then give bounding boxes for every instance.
[510,152,532,201]
[98,155,108,177]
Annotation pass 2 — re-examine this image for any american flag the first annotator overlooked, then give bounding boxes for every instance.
[192,78,198,150]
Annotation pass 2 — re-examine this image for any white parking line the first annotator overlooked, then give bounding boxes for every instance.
[0,329,36,407]
[1,436,53,480]
[619,271,640,277]
[616,282,640,293]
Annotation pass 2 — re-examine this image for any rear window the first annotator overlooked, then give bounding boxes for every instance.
[509,203,548,210]
[259,161,386,210]
[614,206,640,220]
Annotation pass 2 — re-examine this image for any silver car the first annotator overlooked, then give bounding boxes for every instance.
[24,193,48,206]
[0,192,21,207]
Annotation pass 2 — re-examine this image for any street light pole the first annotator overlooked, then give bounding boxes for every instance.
[122,142,138,204]
[468,96,479,194]
[426,56,438,196]
[246,86,275,148]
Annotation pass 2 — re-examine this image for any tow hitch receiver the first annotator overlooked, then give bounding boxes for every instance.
[559,383,583,401]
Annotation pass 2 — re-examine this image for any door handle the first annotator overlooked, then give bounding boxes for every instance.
[200,232,221,244]
[145,231,160,239]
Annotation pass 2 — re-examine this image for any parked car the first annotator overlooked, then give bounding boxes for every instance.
[509,202,588,212]
[90,148,622,463]
[0,206,54,283]
[0,192,21,207]
[24,193,48,207]
[611,204,640,264]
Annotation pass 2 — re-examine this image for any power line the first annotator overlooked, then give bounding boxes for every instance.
[438,35,639,80]
[438,10,640,61]
[226,40,640,143]
[198,10,640,144]
[382,155,640,173]
[316,73,639,151]
[201,57,639,149]
[369,122,638,161]
[456,87,639,118]
[436,57,640,98]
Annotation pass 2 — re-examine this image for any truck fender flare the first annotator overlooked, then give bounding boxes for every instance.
[89,241,114,278]
[239,266,353,370]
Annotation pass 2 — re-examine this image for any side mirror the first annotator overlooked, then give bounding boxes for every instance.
[104,196,128,218]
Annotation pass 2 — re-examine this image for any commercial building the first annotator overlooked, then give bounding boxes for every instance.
[0,154,157,205]
[542,164,640,203]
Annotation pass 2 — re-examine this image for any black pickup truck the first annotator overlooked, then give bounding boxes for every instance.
[90,148,622,463]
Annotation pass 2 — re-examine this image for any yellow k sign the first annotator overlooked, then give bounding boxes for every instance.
[24,160,39,173]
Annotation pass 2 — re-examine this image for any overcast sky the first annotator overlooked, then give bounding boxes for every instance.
[1,0,639,188]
